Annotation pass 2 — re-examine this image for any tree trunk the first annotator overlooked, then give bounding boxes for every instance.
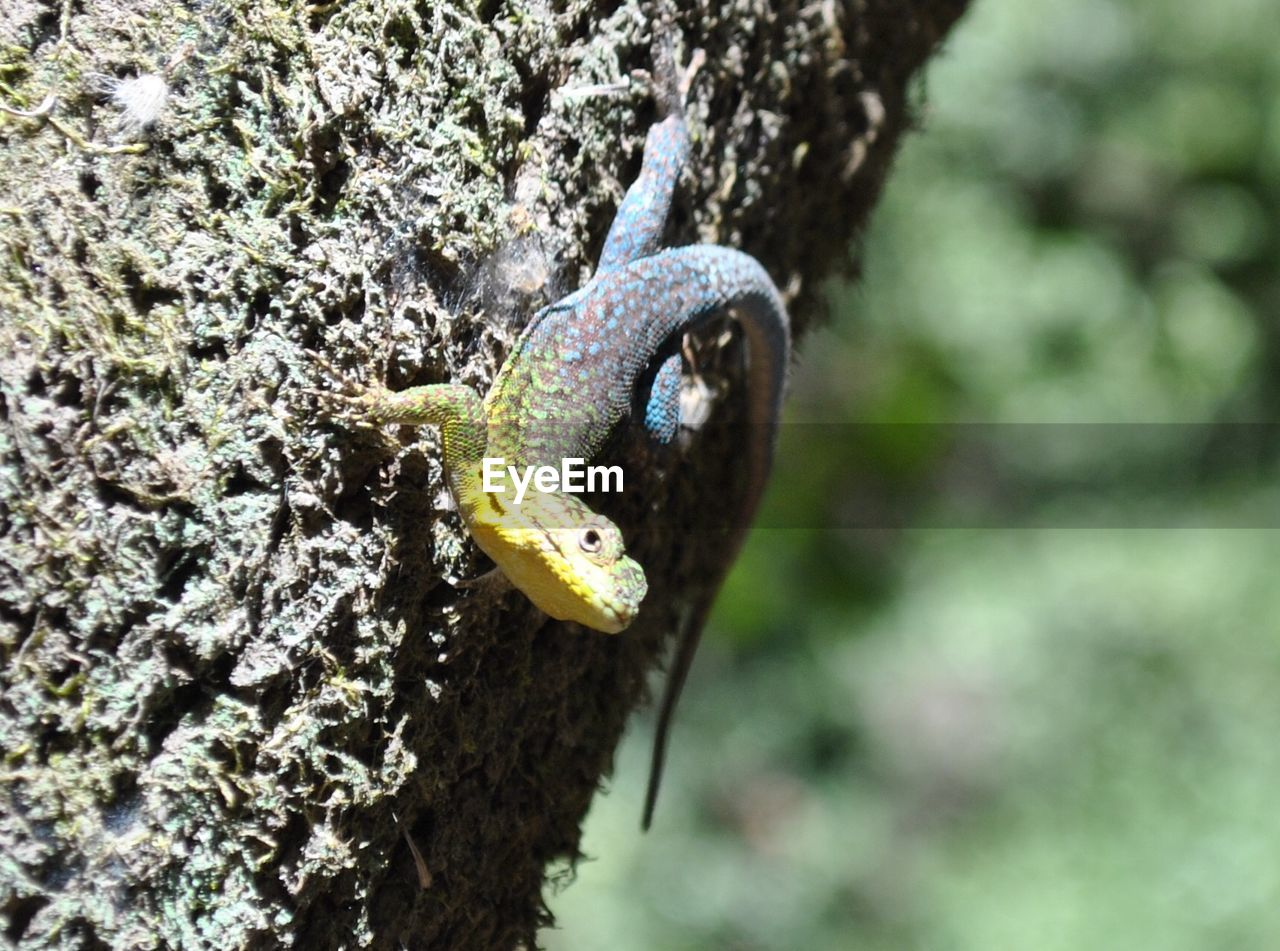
[0,0,968,947]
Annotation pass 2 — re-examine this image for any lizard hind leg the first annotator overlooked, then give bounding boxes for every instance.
[594,114,690,273]
[642,352,683,444]
[593,36,701,274]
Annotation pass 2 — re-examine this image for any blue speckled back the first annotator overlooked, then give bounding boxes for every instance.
[485,244,788,472]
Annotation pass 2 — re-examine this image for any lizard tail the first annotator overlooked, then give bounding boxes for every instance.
[640,253,791,829]
[642,598,708,830]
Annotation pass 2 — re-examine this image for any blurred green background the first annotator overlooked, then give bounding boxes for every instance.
[547,0,1280,946]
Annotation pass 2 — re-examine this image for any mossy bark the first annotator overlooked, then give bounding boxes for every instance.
[0,0,968,947]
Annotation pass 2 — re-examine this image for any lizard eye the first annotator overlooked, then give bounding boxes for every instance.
[572,516,625,563]
[579,527,603,554]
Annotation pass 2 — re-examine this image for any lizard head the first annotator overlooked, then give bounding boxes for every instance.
[463,486,648,633]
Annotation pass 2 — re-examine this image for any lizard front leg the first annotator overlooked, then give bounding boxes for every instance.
[308,353,488,477]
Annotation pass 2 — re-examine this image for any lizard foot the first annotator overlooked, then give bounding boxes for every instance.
[648,22,704,116]
[302,349,393,429]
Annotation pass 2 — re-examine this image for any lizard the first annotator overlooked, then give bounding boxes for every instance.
[313,40,791,829]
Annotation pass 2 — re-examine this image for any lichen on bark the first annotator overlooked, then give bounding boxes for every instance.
[0,0,967,947]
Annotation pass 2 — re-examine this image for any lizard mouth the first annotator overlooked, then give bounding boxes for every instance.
[602,556,648,627]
